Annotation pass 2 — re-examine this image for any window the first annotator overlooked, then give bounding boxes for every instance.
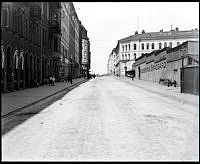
[152,43,155,49]
[146,43,149,50]
[25,19,28,39]
[125,45,127,51]
[128,54,130,60]
[122,45,124,51]
[177,42,180,46]
[141,43,144,50]
[159,42,162,49]
[125,54,127,60]
[169,42,172,48]
[164,42,167,47]
[134,44,137,50]
[134,53,136,60]
[128,44,130,50]
[188,57,193,65]
[1,8,9,27]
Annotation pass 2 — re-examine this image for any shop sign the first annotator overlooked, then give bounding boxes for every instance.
[140,60,167,73]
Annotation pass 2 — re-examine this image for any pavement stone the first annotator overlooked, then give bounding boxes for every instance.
[1,78,88,117]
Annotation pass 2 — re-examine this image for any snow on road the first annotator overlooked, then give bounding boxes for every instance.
[2,76,199,161]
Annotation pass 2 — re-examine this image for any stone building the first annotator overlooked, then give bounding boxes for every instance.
[1,2,89,92]
[80,24,91,78]
[1,2,61,92]
[60,2,70,80]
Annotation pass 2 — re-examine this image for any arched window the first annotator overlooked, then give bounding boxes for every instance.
[128,54,130,60]
[152,43,155,49]
[128,44,130,50]
[141,43,144,50]
[134,44,137,50]
[169,42,173,48]
[122,45,124,51]
[164,42,167,47]
[125,54,127,60]
[159,42,162,49]
[125,45,127,51]
[122,54,124,60]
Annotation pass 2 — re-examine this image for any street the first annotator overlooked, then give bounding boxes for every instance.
[2,76,199,161]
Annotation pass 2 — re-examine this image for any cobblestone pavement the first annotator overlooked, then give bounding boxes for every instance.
[2,76,199,161]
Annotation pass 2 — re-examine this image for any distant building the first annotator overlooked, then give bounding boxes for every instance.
[107,48,116,75]
[111,28,199,77]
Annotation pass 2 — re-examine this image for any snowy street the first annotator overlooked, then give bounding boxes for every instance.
[2,76,199,161]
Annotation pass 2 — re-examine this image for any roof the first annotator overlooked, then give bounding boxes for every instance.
[119,29,199,43]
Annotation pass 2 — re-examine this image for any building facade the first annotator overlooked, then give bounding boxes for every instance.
[1,2,88,92]
[1,2,61,92]
[80,24,91,78]
[60,2,70,80]
[109,28,199,77]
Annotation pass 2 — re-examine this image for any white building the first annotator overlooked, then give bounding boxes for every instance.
[113,28,199,76]
[107,49,116,75]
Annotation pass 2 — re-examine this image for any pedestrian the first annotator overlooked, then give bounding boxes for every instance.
[132,75,134,80]
[49,76,52,86]
[67,74,70,83]
[52,76,55,86]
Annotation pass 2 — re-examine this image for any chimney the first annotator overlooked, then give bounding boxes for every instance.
[175,27,179,31]
[135,31,138,35]
[141,30,145,34]
[160,29,163,32]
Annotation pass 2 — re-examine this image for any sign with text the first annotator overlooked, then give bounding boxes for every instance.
[140,60,167,73]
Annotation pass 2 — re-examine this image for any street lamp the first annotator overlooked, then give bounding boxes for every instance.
[180,48,186,93]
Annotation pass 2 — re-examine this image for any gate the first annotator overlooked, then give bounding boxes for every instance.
[181,65,199,95]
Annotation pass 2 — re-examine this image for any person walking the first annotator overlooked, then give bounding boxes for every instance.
[49,76,52,86]
[52,76,55,86]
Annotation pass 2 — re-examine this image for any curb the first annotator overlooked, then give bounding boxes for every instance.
[1,79,88,119]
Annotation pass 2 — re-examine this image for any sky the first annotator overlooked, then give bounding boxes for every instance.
[73,2,199,75]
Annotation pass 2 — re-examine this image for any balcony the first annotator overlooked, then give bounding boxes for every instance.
[48,20,61,34]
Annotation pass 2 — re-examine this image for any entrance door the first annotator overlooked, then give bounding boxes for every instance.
[138,66,141,79]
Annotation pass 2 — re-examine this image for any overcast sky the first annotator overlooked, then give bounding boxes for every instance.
[73,2,199,75]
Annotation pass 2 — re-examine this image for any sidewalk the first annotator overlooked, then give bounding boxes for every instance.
[117,76,199,107]
[1,78,88,117]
